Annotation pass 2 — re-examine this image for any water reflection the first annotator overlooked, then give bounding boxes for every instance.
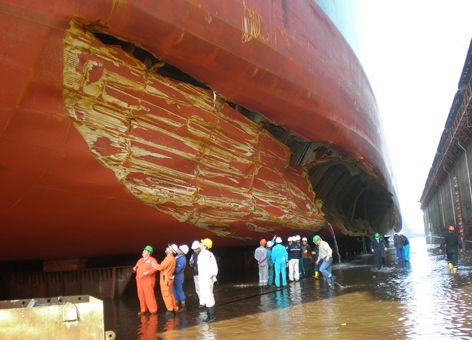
[137,314,157,340]
[105,237,472,339]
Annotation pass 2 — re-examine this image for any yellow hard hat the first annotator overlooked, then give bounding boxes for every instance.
[201,238,213,249]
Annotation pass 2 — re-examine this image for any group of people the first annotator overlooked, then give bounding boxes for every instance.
[369,232,410,270]
[254,234,335,288]
[372,226,465,273]
[133,238,218,322]
[134,225,464,324]
[370,232,409,269]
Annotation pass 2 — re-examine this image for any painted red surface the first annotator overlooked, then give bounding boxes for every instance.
[0,0,395,261]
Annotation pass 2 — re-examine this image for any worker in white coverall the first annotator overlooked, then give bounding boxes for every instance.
[254,238,268,286]
[198,238,218,322]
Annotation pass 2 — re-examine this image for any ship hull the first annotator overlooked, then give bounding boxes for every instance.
[0,0,399,261]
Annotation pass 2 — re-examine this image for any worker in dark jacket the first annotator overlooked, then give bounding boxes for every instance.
[394,232,405,267]
[371,233,387,269]
[440,225,463,273]
[266,240,275,286]
[287,236,302,281]
[301,237,312,278]
[189,240,203,307]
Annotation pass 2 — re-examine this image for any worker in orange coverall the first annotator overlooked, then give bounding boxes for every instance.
[133,245,158,315]
[156,244,179,318]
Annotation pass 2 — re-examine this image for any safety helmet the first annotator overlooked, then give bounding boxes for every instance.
[275,237,282,243]
[448,225,455,232]
[312,235,321,243]
[191,240,201,250]
[170,244,179,254]
[266,241,274,248]
[179,244,189,255]
[260,239,267,246]
[302,237,307,242]
[296,235,301,241]
[143,245,153,254]
[288,237,293,242]
[201,238,213,249]
[374,233,380,239]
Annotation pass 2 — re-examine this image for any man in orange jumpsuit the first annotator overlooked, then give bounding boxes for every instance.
[133,245,158,315]
[156,244,179,318]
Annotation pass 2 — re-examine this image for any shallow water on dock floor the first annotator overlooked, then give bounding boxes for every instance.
[105,237,472,339]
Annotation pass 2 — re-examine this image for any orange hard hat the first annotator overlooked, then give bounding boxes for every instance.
[260,239,267,246]
[448,225,455,231]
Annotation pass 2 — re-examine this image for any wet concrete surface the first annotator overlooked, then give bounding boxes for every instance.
[104,237,472,339]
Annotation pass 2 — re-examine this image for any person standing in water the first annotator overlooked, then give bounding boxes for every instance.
[156,244,179,318]
[393,232,405,268]
[271,237,288,287]
[301,237,312,278]
[189,240,203,307]
[173,244,189,312]
[313,235,334,287]
[198,238,218,322]
[254,239,268,286]
[371,233,387,270]
[440,225,463,273]
[266,240,275,286]
[133,245,158,315]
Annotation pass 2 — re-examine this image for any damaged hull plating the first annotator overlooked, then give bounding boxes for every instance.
[0,0,400,261]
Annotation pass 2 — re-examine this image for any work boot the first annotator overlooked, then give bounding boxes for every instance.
[178,301,186,312]
[205,306,216,323]
[448,262,453,270]
[453,266,457,274]
[314,272,319,279]
[165,310,175,318]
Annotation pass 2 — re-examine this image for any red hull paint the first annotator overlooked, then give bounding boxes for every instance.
[0,1,396,261]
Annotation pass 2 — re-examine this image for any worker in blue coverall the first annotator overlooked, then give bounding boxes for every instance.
[172,244,189,312]
[271,236,288,287]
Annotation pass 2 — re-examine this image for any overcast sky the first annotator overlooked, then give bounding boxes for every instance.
[351,1,472,234]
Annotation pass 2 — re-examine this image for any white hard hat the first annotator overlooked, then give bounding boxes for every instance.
[170,244,179,254]
[302,237,307,241]
[267,241,273,248]
[276,237,282,243]
[191,240,200,250]
[288,237,293,242]
[179,244,189,255]
[296,235,301,241]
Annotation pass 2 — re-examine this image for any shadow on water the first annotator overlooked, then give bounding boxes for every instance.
[105,237,472,339]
